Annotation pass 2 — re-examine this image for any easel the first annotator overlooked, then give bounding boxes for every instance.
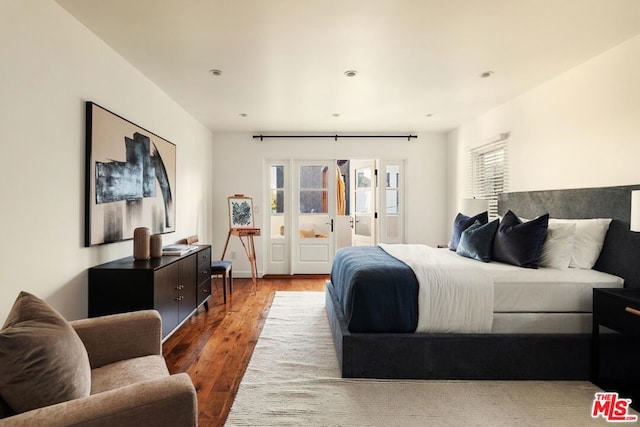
[222,195,260,292]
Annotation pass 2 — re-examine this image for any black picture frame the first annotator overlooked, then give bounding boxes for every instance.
[85,102,176,246]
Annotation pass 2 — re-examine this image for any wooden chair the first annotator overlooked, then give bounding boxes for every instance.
[211,260,233,303]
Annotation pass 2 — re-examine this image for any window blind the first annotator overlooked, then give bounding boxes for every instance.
[467,135,509,218]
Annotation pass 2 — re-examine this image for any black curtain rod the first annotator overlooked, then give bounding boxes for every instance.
[252,134,418,142]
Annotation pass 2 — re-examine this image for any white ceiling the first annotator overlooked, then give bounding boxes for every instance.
[56,0,640,134]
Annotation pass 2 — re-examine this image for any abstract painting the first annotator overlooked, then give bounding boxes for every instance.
[228,195,254,229]
[85,102,176,246]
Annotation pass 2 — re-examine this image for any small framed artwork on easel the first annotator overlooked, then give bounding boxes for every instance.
[228,194,255,229]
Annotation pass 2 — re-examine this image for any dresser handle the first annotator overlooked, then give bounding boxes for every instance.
[625,307,640,317]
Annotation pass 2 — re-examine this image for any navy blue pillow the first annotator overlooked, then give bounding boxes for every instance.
[492,210,549,268]
[456,219,499,262]
[449,211,489,251]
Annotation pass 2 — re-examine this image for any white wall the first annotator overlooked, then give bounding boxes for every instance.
[0,1,214,320]
[447,34,640,221]
[210,133,448,276]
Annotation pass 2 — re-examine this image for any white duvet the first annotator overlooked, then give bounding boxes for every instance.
[378,244,493,333]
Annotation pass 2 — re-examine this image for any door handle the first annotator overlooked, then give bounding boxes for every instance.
[349,217,354,229]
[326,219,334,232]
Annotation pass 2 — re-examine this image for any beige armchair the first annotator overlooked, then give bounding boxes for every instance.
[0,310,197,427]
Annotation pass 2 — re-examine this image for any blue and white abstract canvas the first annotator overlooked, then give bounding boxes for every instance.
[86,102,176,246]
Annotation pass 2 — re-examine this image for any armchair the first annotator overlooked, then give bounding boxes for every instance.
[0,310,197,427]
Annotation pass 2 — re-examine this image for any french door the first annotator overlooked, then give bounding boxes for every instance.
[263,159,404,275]
[350,160,376,246]
[265,162,289,275]
[292,160,336,274]
[378,160,404,244]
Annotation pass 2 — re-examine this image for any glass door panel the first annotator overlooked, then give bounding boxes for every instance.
[351,160,376,246]
[293,161,335,273]
[270,165,285,238]
[379,160,404,243]
[265,162,289,275]
[385,165,400,239]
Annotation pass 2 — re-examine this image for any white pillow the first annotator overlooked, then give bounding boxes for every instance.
[549,218,612,269]
[538,223,576,269]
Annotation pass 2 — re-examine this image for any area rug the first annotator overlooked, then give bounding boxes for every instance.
[225,291,636,426]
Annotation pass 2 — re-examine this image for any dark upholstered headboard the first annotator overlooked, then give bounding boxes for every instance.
[498,184,640,289]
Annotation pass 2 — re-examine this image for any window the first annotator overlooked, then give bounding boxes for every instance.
[270,164,286,238]
[379,160,404,243]
[270,165,285,214]
[298,165,328,214]
[384,164,401,239]
[468,135,509,218]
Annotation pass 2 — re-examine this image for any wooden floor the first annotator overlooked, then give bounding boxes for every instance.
[163,276,327,427]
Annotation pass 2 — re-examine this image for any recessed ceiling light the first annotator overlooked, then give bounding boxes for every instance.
[332,113,340,117]
[344,70,358,77]
[239,113,248,117]
[209,69,222,76]
[425,113,433,118]
[479,71,494,78]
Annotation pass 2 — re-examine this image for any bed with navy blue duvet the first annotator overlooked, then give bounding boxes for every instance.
[330,238,624,335]
[330,245,419,333]
[325,186,640,379]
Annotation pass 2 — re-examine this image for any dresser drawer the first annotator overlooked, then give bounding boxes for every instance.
[197,280,211,307]
[594,290,640,335]
[197,247,211,284]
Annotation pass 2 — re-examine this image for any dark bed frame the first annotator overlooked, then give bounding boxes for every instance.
[326,184,640,380]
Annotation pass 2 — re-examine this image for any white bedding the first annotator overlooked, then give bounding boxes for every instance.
[434,248,624,313]
[378,244,624,335]
[379,244,493,333]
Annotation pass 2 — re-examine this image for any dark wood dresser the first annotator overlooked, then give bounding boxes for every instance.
[89,245,212,339]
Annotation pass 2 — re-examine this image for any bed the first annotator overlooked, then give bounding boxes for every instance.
[326,184,640,380]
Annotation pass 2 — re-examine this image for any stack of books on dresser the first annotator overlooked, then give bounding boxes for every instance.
[162,244,197,256]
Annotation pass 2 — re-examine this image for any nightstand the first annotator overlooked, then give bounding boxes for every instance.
[592,288,640,409]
